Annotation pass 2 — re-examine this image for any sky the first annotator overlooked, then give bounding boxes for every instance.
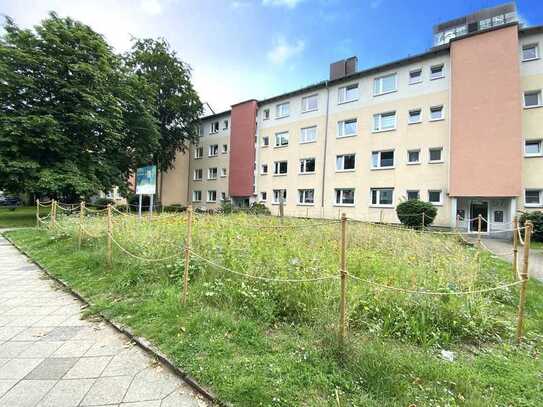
[1,0,543,112]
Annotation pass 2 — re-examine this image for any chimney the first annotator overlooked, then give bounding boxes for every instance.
[329,56,358,81]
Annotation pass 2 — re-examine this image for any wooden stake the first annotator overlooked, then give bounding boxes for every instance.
[107,204,112,268]
[422,212,425,231]
[512,216,519,279]
[182,205,193,304]
[516,220,532,344]
[78,201,85,250]
[379,209,383,224]
[51,200,56,228]
[339,213,348,345]
[36,199,40,227]
[279,193,284,221]
[477,214,482,247]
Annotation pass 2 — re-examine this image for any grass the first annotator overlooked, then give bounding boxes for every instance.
[531,240,543,250]
[5,212,543,406]
[0,206,50,228]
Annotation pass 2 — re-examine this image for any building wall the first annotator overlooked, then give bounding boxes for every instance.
[160,150,190,206]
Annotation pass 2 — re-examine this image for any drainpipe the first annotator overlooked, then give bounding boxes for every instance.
[320,81,330,208]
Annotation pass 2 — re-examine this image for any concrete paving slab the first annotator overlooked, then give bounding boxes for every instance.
[0,380,56,407]
[64,356,112,379]
[80,375,133,406]
[36,378,95,407]
[0,358,44,380]
[25,357,79,380]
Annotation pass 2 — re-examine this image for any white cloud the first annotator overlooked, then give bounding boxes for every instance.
[262,0,304,9]
[140,0,163,16]
[267,37,305,65]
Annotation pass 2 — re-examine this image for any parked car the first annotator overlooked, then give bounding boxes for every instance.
[0,196,22,209]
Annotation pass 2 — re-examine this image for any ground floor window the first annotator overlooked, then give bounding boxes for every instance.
[371,188,393,206]
[428,190,442,205]
[298,189,315,205]
[494,210,504,223]
[335,188,355,205]
[273,189,287,204]
[406,190,419,200]
[207,190,217,202]
[192,190,202,202]
[456,209,465,221]
[525,189,542,206]
[260,191,267,201]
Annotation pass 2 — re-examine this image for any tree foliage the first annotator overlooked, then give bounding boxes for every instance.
[519,211,543,242]
[396,199,437,229]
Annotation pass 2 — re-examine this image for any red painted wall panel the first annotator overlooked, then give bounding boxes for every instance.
[229,100,257,197]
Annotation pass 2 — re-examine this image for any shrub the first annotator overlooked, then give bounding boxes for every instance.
[519,211,543,242]
[247,202,271,215]
[91,197,114,208]
[163,204,186,213]
[396,199,437,229]
[221,200,235,214]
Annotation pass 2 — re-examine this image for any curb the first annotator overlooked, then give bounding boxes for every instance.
[2,231,224,406]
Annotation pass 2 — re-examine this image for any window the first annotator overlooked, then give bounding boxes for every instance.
[525,140,542,156]
[298,189,315,205]
[220,168,227,177]
[336,154,356,171]
[198,126,203,137]
[429,148,443,162]
[263,109,270,120]
[407,190,420,200]
[373,111,396,131]
[430,105,444,121]
[273,189,287,204]
[221,192,226,201]
[494,210,504,223]
[525,189,542,206]
[302,94,318,112]
[207,190,217,202]
[260,192,267,201]
[408,109,421,124]
[261,164,268,174]
[337,119,357,138]
[273,161,288,175]
[338,84,359,104]
[430,64,444,80]
[522,44,539,62]
[372,150,394,168]
[192,190,202,202]
[428,190,442,205]
[373,73,397,95]
[193,169,203,181]
[300,126,317,143]
[210,121,219,134]
[409,69,422,84]
[407,149,420,164]
[276,102,290,118]
[335,189,355,205]
[208,144,219,157]
[275,131,289,147]
[262,136,269,147]
[208,168,218,180]
[194,147,203,159]
[371,188,394,206]
[223,120,229,130]
[222,144,228,154]
[456,209,466,221]
[524,91,542,108]
[300,158,316,173]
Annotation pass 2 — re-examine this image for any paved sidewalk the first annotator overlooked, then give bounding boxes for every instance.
[0,235,208,407]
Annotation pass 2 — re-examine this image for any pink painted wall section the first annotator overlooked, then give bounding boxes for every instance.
[449,25,522,197]
[229,100,257,197]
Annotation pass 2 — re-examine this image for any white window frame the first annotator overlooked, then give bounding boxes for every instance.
[220,168,227,177]
[335,188,355,206]
[337,118,357,138]
[208,168,218,180]
[273,160,288,175]
[429,147,443,163]
[525,139,543,157]
[429,105,444,121]
[275,131,289,147]
[338,83,359,104]
[524,90,542,108]
[210,121,219,134]
[272,189,287,204]
[373,111,396,132]
[300,126,317,144]
[409,69,422,85]
[298,189,315,205]
[299,158,316,174]
[373,73,397,96]
[370,188,394,207]
[207,190,217,203]
[276,102,290,118]
[192,190,202,202]
[193,169,203,181]
[336,154,356,172]
[194,147,203,159]
[522,43,539,62]
[222,144,228,154]
[208,144,219,157]
[223,120,229,130]
[428,190,442,206]
[261,164,268,175]
[525,189,542,207]
[408,109,422,124]
[301,94,318,113]
[260,191,267,202]
[371,150,395,169]
[263,109,270,120]
[406,190,420,201]
[407,149,421,165]
[430,64,444,80]
[262,136,269,147]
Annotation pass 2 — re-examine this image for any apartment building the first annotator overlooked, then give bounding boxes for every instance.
[161,3,543,234]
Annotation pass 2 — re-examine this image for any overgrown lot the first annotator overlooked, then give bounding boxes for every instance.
[0,206,49,228]
[5,212,543,406]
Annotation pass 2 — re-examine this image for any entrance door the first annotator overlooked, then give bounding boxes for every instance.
[470,201,488,232]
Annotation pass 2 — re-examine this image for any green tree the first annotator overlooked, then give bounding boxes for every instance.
[125,38,203,201]
[0,13,159,201]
